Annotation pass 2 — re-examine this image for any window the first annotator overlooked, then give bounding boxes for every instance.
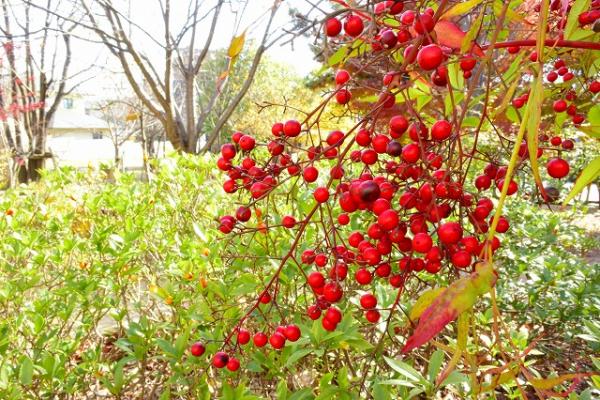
[63,98,73,109]
[92,131,103,140]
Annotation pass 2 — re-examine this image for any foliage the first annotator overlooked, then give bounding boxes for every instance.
[0,156,597,398]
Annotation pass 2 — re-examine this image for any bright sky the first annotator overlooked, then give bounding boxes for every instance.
[61,0,324,97]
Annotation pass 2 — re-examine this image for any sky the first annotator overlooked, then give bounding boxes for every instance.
[59,0,324,97]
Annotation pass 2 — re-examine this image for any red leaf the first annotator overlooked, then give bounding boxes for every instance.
[434,20,485,57]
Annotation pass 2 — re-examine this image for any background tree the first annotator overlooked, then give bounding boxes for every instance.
[0,0,78,183]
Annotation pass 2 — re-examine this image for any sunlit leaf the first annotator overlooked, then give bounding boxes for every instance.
[562,156,600,205]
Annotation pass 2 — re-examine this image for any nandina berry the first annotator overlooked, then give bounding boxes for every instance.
[437,222,463,245]
[282,215,296,228]
[356,129,372,146]
[303,166,319,183]
[413,13,434,34]
[378,209,399,230]
[329,262,348,280]
[365,309,380,323]
[561,139,574,150]
[283,120,301,137]
[253,332,268,347]
[451,250,472,268]
[237,328,251,345]
[284,324,301,342]
[496,179,518,195]
[307,305,321,320]
[431,65,448,86]
[403,45,417,63]
[308,271,325,288]
[430,120,452,141]
[226,357,240,372]
[401,143,420,163]
[372,198,391,215]
[461,236,480,254]
[212,351,229,368]
[380,29,398,48]
[358,180,381,202]
[325,306,342,324]
[389,115,409,135]
[327,130,345,147]
[400,10,415,25]
[236,206,251,222]
[495,216,510,233]
[460,56,477,71]
[361,149,378,165]
[335,69,350,85]
[344,15,364,37]
[221,143,236,160]
[348,231,364,247]
[322,317,337,331]
[322,281,343,302]
[363,247,381,265]
[314,253,328,267]
[550,136,562,146]
[238,135,255,151]
[546,71,558,82]
[190,342,205,357]
[313,187,330,203]
[269,332,286,349]
[325,18,342,36]
[475,175,492,191]
[412,232,433,253]
[355,268,372,285]
[408,122,428,141]
[590,81,600,93]
[360,293,377,309]
[372,134,390,153]
[336,89,352,104]
[337,213,350,225]
[416,44,443,70]
[553,99,567,112]
[259,292,271,304]
[231,131,243,143]
[546,158,570,179]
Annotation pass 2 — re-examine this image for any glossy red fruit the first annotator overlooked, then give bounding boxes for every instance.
[221,143,236,160]
[283,120,301,137]
[437,222,463,245]
[308,271,325,288]
[365,309,380,323]
[335,69,350,85]
[307,305,321,320]
[282,215,296,228]
[212,351,229,368]
[314,187,330,203]
[546,158,570,179]
[358,180,381,202]
[284,324,301,342]
[336,89,352,104]
[237,328,251,345]
[460,56,477,71]
[496,179,518,195]
[475,175,492,191]
[344,15,364,37]
[451,250,472,268]
[401,143,420,163]
[355,268,372,285]
[239,135,255,151]
[417,44,443,70]
[430,120,452,141]
[236,206,251,222]
[389,115,409,135]
[253,332,268,347]
[325,306,342,324]
[378,209,399,230]
[323,281,343,302]
[495,216,510,233]
[190,342,205,357]
[303,166,319,183]
[553,99,567,112]
[590,81,600,93]
[413,13,435,34]
[337,213,350,225]
[360,293,377,309]
[325,18,342,37]
[412,232,433,253]
[226,357,240,372]
[400,10,415,25]
[269,332,286,349]
[561,139,574,150]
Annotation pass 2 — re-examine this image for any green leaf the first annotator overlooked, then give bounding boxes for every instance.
[19,357,33,386]
[285,348,313,367]
[289,388,314,400]
[565,0,590,40]
[276,380,289,400]
[562,156,600,205]
[427,350,444,383]
[383,357,426,383]
[440,370,469,387]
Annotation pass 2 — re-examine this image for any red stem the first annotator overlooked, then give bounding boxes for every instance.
[485,39,600,51]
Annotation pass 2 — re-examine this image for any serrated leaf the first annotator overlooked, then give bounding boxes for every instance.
[562,156,600,205]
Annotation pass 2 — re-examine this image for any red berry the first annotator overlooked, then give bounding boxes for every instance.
[283,120,301,137]
[212,351,229,368]
[335,69,350,85]
[344,15,364,37]
[401,143,420,163]
[412,232,433,253]
[355,268,373,285]
[253,332,268,347]
[475,175,492,191]
[413,13,435,34]
[336,89,352,104]
[546,158,570,179]
[451,250,472,268]
[314,187,330,203]
[325,306,342,324]
[323,281,343,302]
[237,328,251,345]
[416,44,443,70]
[284,324,301,342]
[226,357,240,372]
[496,179,518,195]
[430,120,452,141]
[325,18,342,36]
[269,332,286,349]
[236,206,251,222]
[239,135,255,151]
[553,99,567,113]
[389,115,409,135]
[307,305,321,320]
[561,139,574,150]
[303,166,319,182]
[437,222,463,245]
[365,309,380,323]
[590,81,600,93]
[338,213,350,225]
[378,209,399,230]
[190,342,205,357]
[221,143,236,160]
[360,293,377,309]
[282,215,296,228]
[308,271,325,288]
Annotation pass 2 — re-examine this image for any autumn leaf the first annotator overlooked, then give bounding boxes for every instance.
[434,20,484,57]
[402,262,497,353]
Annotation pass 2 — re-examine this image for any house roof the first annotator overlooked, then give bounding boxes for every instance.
[49,108,109,131]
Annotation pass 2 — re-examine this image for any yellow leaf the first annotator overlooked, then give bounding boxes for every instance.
[494,0,525,23]
[125,112,139,121]
[494,76,521,119]
[442,0,484,19]
[227,30,246,58]
[530,374,583,390]
[480,364,519,392]
[409,288,445,320]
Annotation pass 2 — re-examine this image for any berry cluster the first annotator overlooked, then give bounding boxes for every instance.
[194,0,598,371]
